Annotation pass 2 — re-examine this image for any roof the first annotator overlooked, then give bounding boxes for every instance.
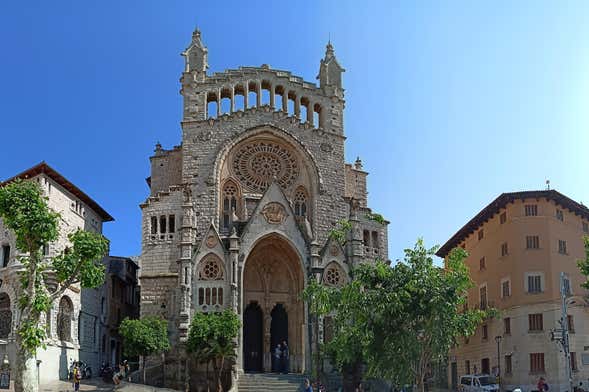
[1,162,114,222]
[436,190,589,258]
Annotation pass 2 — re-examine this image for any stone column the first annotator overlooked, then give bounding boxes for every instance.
[230,87,235,113]
[177,187,195,342]
[282,92,288,113]
[217,89,221,117]
[348,198,364,266]
[256,81,262,107]
[244,82,249,108]
[306,102,314,124]
[269,85,275,108]
[294,96,301,119]
[229,228,239,312]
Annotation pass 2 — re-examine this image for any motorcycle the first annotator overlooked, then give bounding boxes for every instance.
[100,362,115,383]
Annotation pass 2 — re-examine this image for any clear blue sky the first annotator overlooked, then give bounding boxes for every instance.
[1,1,588,261]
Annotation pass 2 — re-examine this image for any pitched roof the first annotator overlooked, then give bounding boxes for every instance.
[1,162,114,222]
[436,190,589,258]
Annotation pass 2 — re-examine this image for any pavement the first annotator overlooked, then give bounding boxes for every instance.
[3,379,179,392]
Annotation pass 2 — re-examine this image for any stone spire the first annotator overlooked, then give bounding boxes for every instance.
[318,40,345,97]
[181,27,208,74]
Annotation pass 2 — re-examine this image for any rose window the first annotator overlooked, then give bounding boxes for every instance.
[231,141,299,192]
[199,257,224,280]
[324,265,344,287]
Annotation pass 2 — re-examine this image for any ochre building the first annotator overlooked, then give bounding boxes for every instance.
[138,29,389,389]
[437,190,589,392]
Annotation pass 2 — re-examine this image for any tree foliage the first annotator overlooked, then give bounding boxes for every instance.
[304,239,493,391]
[119,316,171,358]
[187,309,240,392]
[577,235,589,289]
[0,180,109,392]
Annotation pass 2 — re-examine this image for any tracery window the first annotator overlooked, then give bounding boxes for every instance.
[294,187,308,218]
[57,296,74,342]
[222,180,240,229]
[198,255,224,281]
[0,294,11,338]
[323,263,345,287]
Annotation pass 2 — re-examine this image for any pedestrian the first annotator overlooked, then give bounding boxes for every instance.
[281,340,289,374]
[537,377,549,392]
[304,378,313,392]
[273,344,282,373]
[123,360,130,382]
[72,363,81,392]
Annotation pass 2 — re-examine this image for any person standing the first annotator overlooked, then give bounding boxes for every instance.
[72,363,81,392]
[273,344,282,373]
[304,378,313,392]
[537,377,549,392]
[281,340,289,374]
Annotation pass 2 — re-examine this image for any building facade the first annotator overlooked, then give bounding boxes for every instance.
[0,162,114,383]
[139,29,389,389]
[437,190,589,392]
[99,256,140,368]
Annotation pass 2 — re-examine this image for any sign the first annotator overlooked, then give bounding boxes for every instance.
[0,370,10,389]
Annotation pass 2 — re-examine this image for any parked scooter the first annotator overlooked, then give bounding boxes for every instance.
[100,362,115,383]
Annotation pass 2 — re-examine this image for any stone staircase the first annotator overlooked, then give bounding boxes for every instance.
[237,373,307,391]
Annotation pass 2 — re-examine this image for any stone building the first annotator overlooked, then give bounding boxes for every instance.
[0,162,113,383]
[99,255,140,367]
[139,29,389,389]
[437,190,589,392]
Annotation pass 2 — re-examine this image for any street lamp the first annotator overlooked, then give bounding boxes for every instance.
[495,335,502,391]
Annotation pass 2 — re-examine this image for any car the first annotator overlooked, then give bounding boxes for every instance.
[459,374,499,392]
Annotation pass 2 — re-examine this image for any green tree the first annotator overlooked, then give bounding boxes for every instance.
[119,316,171,384]
[576,235,589,289]
[304,239,492,392]
[0,180,109,392]
[187,309,240,392]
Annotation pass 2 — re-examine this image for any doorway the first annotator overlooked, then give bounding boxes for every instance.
[270,304,288,371]
[243,302,263,372]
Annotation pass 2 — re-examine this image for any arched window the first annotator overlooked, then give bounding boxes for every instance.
[198,255,224,281]
[57,296,74,342]
[222,180,240,229]
[0,293,11,338]
[294,187,308,218]
[323,263,346,287]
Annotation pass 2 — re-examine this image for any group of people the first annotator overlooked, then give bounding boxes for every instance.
[272,340,290,373]
[113,360,131,386]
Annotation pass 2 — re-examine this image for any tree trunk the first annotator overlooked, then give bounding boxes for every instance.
[141,355,146,385]
[206,360,210,392]
[342,361,361,392]
[14,341,38,392]
[416,376,425,392]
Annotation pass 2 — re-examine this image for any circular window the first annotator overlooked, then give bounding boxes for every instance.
[324,264,344,287]
[199,256,223,280]
[231,140,299,192]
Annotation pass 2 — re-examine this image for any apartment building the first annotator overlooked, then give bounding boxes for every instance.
[437,190,589,392]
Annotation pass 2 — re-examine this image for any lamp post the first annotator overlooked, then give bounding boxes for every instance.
[495,335,502,391]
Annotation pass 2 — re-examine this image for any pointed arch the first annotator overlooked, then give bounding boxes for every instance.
[220,178,242,230]
[293,186,309,219]
[57,295,74,342]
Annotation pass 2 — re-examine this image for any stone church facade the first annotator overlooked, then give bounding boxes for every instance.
[139,29,389,388]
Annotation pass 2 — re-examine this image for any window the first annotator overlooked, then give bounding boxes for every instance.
[1,245,10,268]
[150,216,157,235]
[460,377,472,386]
[563,276,571,296]
[293,187,308,218]
[465,360,471,375]
[571,352,578,371]
[501,242,508,257]
[528,275,543,293]
[372,231,379,252]
[583,222,589,233]
[222,181,239,229]
[568,315,575,333]
[363,230,370,247]
[504,317,511,335]
[479,285,488,310]
[0,294,12,339]
[556,209,564,222]
[482,324,488,340]
[501,280,511,298]
[479,257,486,270]
[505,355,512,374]
[500,212,507,224]
[526,235,540,249]
[558,240,567,254]
[525,204,538,216]
[159,215,167,234]
[43,243,49,256]
[478,229,484,240]
[57,296,73,342]
[168,215,175,233]
[529,313,543,331]
[530,353,545,373]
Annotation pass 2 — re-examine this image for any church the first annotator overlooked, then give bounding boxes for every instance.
[139,28,389,388]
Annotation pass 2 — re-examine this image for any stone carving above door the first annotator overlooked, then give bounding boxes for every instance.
[261,202,288,224]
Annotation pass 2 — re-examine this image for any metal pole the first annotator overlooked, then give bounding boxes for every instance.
[495,336,502,391]
[561,272,574,392]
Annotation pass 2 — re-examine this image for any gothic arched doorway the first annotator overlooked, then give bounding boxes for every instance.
[243,302,263,372]
[242,234,305,373]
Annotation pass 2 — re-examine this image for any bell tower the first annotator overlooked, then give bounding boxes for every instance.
[317,41,345,99]
[180,27,208,121]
